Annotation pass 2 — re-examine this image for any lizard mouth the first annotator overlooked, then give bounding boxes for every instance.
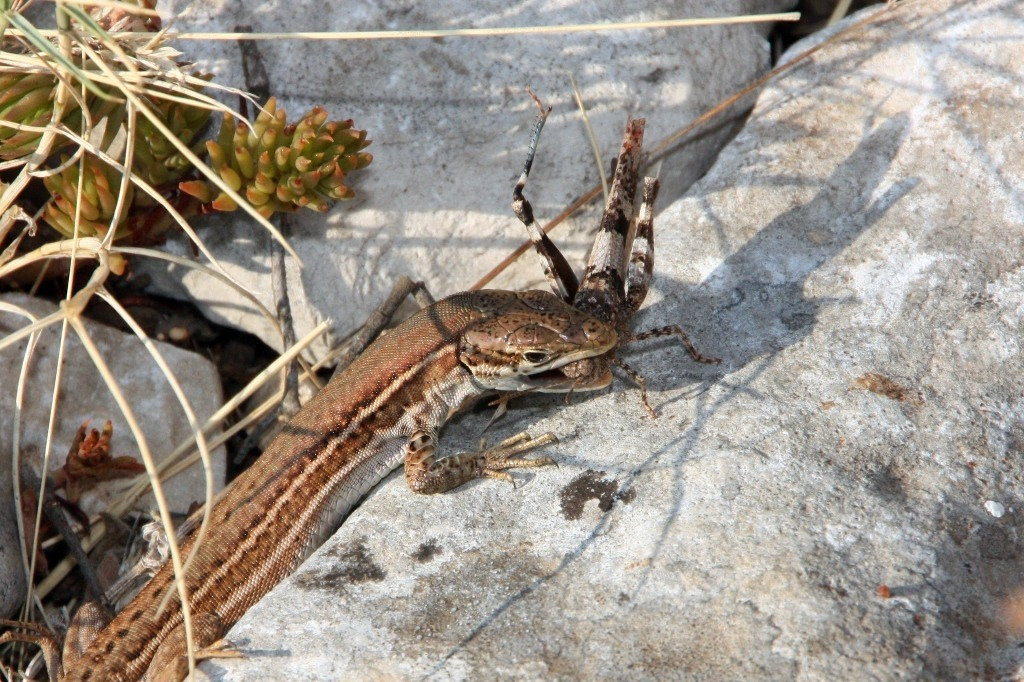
[502,361,612,394]
[518,368,578,388]
[475,362,596,393]
[479,368,577,393]
[530,365,613,393]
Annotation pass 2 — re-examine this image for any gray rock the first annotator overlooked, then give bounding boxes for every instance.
[199,0,1024,679]
[0,466,23,620]
[143,0,793,355]
[0,293,225,618]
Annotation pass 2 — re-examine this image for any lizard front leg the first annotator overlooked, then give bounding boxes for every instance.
[405,429,556,494]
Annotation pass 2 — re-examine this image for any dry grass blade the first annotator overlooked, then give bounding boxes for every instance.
[5,12,113,99]
[93,288,216,608]
[63,307,201,674]
[162,13,803,40]
[31,316,331,604]
[7,13,802,42]
[24,247,319,611]
[569,72,606,203]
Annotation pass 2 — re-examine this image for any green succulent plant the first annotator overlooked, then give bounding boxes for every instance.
[133,86,212,187]
[42,154,135,242]
[38,83,213,248]
[0,70,124,162]
[0,71,59,161]
[179,97,372,217]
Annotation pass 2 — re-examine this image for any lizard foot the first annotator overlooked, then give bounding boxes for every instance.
[405,430,557,493]
[479,431,558,486]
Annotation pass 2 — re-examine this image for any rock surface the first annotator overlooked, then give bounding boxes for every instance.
[0,293,226,618]
[144,0,792,355]
[0,456,22,619]
[198,0,1024,679]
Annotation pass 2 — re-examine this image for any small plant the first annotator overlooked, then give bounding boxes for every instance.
[180,97,372,217]
[42,153,137,241]
[1,0,372,267]
[0,71,69,161]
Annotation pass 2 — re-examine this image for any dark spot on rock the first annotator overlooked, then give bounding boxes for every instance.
[640,67,665,83]
[870,464,907,503]
[781,310,814,331]
[412,539,442,563]
[560,470,635,520]
[296,540,386,591]
[939,512,970,546]
[819,580,848,598]
[978,524,1018,560]
[967,291,995,308]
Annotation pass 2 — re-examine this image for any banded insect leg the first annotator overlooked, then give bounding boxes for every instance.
[625,177,721,366]
[511,93,579,303]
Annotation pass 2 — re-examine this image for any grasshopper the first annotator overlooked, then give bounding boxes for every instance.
[513,103,721,417]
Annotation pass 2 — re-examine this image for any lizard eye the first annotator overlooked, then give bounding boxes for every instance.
[522,350,551,365]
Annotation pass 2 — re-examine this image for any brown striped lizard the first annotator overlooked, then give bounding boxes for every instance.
[2,288,615,682]
[0,110,717,682]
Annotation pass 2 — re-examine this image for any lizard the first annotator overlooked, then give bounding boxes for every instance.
[1,288,616,682]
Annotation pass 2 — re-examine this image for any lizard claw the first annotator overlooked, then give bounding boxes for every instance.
[481,432,558,484]
[196,638,243,661]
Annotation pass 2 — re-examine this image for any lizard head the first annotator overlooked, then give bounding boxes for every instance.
[459,289,616,392]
